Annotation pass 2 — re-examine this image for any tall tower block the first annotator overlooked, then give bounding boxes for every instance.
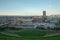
[42,11,47,22]
[43,11,46,17]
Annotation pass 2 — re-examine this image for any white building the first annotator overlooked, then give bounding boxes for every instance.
[15,23,37,29]
[37,23,56,29]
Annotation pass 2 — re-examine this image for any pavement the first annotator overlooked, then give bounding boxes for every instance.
[43,32,60,37]
[0,31,21,37]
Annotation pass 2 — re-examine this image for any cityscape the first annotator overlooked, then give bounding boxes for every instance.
[0,11,60,30]
[0,0,60,40]
[0,11,60,40]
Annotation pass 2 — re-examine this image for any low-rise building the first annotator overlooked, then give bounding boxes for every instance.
[36,23,56,29]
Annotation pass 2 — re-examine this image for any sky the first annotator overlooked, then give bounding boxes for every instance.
[0,0,60,16]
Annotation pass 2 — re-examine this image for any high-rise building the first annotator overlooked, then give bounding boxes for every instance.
[43,11,46,17]
[42,11,47,22]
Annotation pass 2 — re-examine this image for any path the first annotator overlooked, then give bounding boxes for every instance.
[0,31,21,37]
[43,32,60,37]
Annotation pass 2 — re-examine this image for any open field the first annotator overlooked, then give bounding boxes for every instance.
[0,29,60,40]
[15,29,47,36]
[0,34,60,40]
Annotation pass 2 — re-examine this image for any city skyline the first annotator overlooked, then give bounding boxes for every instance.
[0,0,60,16]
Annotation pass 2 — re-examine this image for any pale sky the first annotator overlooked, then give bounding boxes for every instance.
[0,0,60,16]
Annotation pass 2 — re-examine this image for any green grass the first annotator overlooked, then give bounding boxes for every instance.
[0,34,60,40]
[16,29,47,36]
[0,29,60,40]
